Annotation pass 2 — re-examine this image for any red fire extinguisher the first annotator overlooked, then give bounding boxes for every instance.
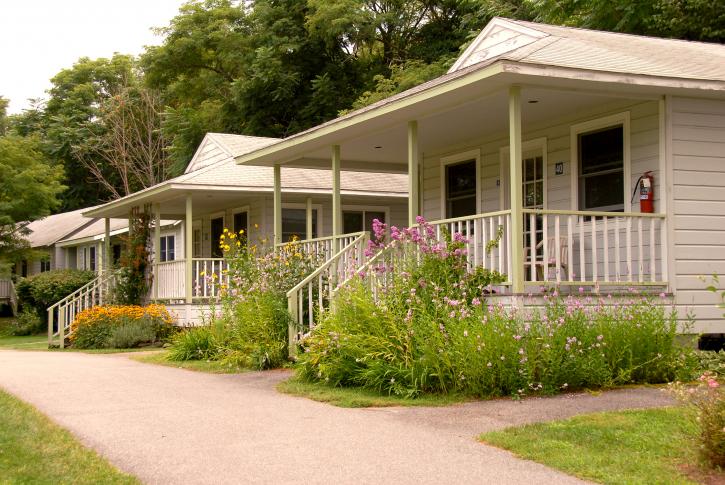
[632,171,655,213]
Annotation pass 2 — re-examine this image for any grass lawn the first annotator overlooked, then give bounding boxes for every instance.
[480,406,722,485]
[0,388,139,484]
[131,351,248,374]
[277,377,468,408]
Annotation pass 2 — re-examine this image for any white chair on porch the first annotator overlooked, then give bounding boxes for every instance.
[524,237,569,281]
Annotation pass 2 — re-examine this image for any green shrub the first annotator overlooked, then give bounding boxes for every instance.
[16,270,95,321]
[297,219,689,398]
[218,291,290,370]
[107,320,162,349]
[671,373,725,468]
[70,304,174,349]
[167,325,223,361]
[8,310,44,336]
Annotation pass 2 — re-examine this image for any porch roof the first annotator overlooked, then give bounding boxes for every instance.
[21,207,96,248]
[83,158,407,219]
[234,17,725,170]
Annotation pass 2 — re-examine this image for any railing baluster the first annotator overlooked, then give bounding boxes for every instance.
[649,218,656,282]
[603,216,609,282]
[529,213,536,282]
[554,215,561,284]
[615,217,621,281]
[567,215,573,282]
[637,217,644,283]
[591,216,598,282]
[626,217,633,280]
[579,215,586,282]
[542,214,548,282]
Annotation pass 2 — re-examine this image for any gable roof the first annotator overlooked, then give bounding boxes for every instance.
[452,18,725,81]
[22,208,95,248]
[185,133,279,173]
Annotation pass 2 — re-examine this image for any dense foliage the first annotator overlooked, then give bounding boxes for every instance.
[113,207,152,305]
[7,0,721,211]
[15,269,96,321]
[167,229,315,370]
[70,304,175,349]
[0,133,65,274]
[298,220,690,398]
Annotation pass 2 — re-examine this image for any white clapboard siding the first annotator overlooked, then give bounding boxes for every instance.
[671,96,725,333]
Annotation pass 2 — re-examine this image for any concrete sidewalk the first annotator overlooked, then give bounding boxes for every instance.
[0,350,673,484]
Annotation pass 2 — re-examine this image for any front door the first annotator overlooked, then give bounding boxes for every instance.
[211,217,224,258]
[522,150,544,254]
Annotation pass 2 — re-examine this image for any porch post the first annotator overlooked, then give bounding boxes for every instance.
[509,86,525,294]
[103,218,110,274]
[408,120,419,227]
[331,145,342,250]
[273,164,282,246]
[185,194,193,304]
[305,197,313,240]
[153,203,161,300]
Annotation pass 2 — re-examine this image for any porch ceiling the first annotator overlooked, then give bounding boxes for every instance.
[249,85,657,170]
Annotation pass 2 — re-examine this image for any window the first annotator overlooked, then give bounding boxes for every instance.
[112,244,122,265]
[343,210,386,234]
[21,260,27,277]
[282,208,317,242]
[233,211,248,241]
[78,247,86,270]
[578,125,624,212]
[160,235,176,262]
[192,229,202,258]
[40,259,51,272]
[445,160,477,218]
[89,246,96,271]
[210,217,224,257]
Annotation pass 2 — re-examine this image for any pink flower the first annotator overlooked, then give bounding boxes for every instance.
[708,379,719,389]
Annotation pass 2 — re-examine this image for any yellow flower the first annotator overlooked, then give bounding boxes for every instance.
[254,223,259,229]
[223,228,229,233]
[229,233,236,239]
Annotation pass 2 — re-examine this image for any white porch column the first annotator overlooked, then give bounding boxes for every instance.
[185,194,193,304]
[273,164,282,246]
[306,197,313,240]
[408,120,420,227]
[153,203,161,300]
[103,218,110,273]
[509,86,525,294]
[331,145,342,250]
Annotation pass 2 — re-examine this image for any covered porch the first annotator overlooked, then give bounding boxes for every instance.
[236,76,673,295]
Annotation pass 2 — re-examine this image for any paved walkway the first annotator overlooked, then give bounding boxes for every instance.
[0,350,674,484]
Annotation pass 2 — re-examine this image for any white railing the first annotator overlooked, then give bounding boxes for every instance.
[192,258,229,299]
[427,210,513,282]
[155,260,186,300]
[351,211,513,299]
[275,233,364,262]
[522,209,667,286]
[0,278,17,316]
[286,232,369,349]
[47,271,117,348]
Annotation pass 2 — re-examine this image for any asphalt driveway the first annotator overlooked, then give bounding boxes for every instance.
[0,350,673,484]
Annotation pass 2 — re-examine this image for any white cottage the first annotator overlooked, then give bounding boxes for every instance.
[231,18,725,337]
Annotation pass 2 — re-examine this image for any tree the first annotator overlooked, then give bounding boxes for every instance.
[142,0,360,165]
[529,0,725,43]
[73,83,175,198]
[0,97,8,135]
[0,135,66,274]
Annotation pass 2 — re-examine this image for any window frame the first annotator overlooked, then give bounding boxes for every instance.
[231,206,250,239]
[499,137,548,211]
[439,149,481,219]
[281,202,322,241]
[159,234,176,262]
[570,112,631,213]
[342,205,390,234]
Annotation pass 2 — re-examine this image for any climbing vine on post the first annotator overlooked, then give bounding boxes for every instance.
[115,205,152,304]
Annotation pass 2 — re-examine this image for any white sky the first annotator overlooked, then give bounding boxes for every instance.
[0,0,186,114]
